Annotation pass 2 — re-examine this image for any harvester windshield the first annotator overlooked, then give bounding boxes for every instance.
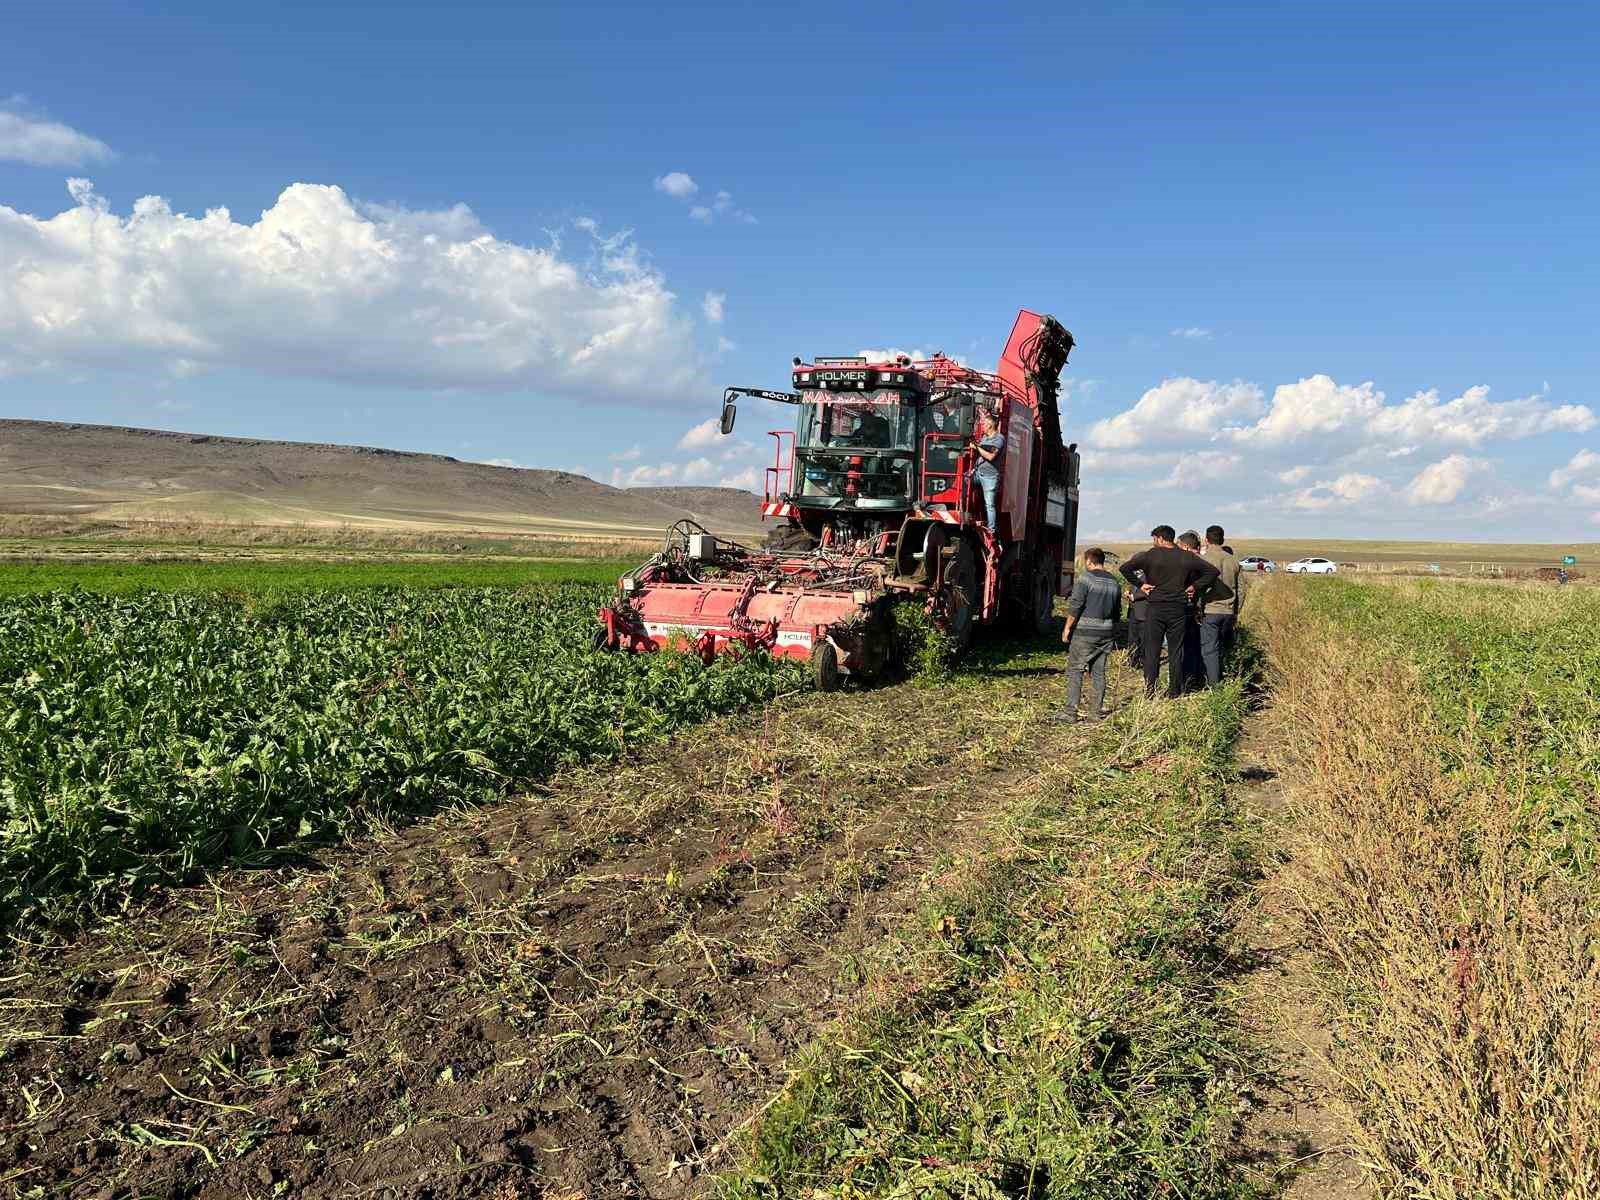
[795,396,918,507]
[797,397,918,451]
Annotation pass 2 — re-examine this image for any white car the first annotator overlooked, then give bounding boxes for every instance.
[1238,556,1276,573]
[1286,556,1338,575]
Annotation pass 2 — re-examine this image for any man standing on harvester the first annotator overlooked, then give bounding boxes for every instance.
[1119,525,1224,700]
[970,408,1005,540]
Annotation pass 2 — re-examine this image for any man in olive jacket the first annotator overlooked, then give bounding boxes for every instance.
[1198,524,1242,687]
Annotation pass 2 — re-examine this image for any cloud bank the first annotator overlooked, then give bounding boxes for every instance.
[0,179,705,402]
[1080,371,1597,537]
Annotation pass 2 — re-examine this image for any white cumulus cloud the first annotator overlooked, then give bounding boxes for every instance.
[1170,326,1213,340]
[653,172,698,199]
[0,102,114,167]
[0,179,704,403]
[1166,450,1241,487]
[1277,465,1313,484]
[657,173,754,224]
[613,462,679,487]
[1087,378,1265,449]
[1231,376,1386,445]
[1222,376,1592,449]
[680,456,716,482]
[1550,449,1600,491]
[702,291,725,323]
[678,417,722,449]
[1368,385,1594,447]
[1405,455,1489,505]
[1285,473,1385,510]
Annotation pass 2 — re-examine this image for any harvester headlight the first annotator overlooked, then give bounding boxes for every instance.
[853,589,869,605]
[621,576,638,593]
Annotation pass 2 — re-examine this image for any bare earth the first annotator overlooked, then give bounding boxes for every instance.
[1231,719,1373,1198]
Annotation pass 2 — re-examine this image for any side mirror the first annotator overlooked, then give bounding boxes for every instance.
[719,399,737,435]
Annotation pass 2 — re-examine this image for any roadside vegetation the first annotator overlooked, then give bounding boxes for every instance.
[0,584,799,924]
[1253,576,1600,1197]
[720,671,1262,1198]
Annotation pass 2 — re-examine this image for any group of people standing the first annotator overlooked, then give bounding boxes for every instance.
[1054,524,1243,724]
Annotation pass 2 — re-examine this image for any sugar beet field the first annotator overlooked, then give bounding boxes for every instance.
[2,560,1599,1200]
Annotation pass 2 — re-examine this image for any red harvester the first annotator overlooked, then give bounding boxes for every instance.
[596,309,1081,689]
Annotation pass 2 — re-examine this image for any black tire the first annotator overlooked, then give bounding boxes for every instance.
[1029,555,1058,635]
[937,536,980,656]
[851,604,894,683]
[811,640,843,692]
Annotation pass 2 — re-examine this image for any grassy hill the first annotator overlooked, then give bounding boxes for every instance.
[0,418,762,540]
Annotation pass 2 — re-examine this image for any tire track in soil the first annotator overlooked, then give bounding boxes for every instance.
[2,649,1067,1200]
[1231,715,1373,1199]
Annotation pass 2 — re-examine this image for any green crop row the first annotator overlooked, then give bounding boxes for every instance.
[0,557,632,595]
[0,585,804,925]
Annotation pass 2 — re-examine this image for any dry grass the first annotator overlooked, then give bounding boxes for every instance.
[1252,576,1600,1197]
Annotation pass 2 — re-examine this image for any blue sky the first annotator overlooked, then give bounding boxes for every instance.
[3,0,1598,541]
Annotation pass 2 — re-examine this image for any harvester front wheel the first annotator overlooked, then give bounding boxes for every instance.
[811,640,843,692]
[938,536,979,656]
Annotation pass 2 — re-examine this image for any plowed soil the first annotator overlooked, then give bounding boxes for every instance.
[2,645,1067,1199]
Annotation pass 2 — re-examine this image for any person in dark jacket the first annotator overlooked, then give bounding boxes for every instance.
[1126,569,1147,669]
[1053,547,1121,723]
[1177,530,1207,690]
[1120,525,1223,699]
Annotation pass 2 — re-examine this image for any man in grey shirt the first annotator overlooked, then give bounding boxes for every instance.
[1053,546,1122,723]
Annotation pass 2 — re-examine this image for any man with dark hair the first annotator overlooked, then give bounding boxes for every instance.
[1125,568,1147,669]
[1120,525,1222,699]
[1198,525,1242,687]
[1054,546,1121,723]
[1177,530,1206,688]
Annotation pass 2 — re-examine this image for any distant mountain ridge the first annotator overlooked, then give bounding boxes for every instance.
[0,418,762,538]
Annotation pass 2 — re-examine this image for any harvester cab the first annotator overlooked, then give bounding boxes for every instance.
[598,310,1080,690]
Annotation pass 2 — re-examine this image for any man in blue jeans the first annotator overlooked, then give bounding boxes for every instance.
[1053,547,1122,723]
[1197,524,1242,686]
